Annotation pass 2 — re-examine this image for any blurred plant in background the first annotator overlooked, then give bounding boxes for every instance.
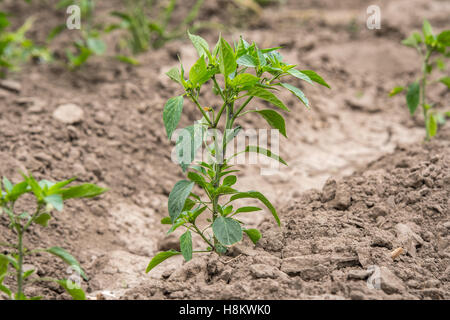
[0,12,51,77]
[109,0,205,54]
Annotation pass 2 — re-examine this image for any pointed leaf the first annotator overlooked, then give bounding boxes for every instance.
[168,180,195,223]
[44,194,63,212]
[230,191,280,226]
[299,70,330,88]
[146,250,181,273]
[406,82,420,115]
[247,87,289,111]
[163,96,184,139]
[244,146,287,165]
[45,247,88,281]
[180,231,193,261]
[244,229,262,244]
[280,83,309,107]
[55,279,85,300]
[255,109,287,137]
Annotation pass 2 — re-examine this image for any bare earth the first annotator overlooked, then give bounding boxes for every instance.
[0,0,448,299]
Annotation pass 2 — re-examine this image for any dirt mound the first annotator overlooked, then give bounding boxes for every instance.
[123,128,450,300]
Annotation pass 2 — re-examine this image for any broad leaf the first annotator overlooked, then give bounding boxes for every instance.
[44,194,63,212]
[439,76,450,89]
[389,86,404,97]
[223,175,237,186]
[212,216,243,246]
[247,87,289,111]
[55,279,85,300]
[188,31,210,59]
[300,70,330,88]
[166,67,182,84]
[406,82,420,115]
[168,180,195,223]
[218,36,236,78]
[180,231,193,261]
[280,83,309,107]
[236,54,258,68]
[34,213,52,227]
[146,250,181,273]
[286,69,312,84]
[60,184,107,200]
[163,96,184,139]
[437,30,450,46]
[244,229,262,244]
[189,56,212,86]
[255,109,287,137]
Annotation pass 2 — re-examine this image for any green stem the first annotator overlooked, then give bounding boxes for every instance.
[17,229,24,298]
[422,50,431,140]
[192,224,214,249]
[190,94,213,126]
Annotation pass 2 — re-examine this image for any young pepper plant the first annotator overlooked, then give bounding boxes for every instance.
[390,20,450,140]
[146,33,329,272]
[0,173,107,300]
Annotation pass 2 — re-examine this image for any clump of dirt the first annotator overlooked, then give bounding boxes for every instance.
[123,128,450,300]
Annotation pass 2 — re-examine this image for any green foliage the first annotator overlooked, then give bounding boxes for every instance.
[391,20,450,140]
[0,172,107,300]
[0,14,51,77]
[147,33,329,271]
[110,0,205,54]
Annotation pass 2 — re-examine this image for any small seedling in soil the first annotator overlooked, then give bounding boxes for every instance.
[109,0,205,53]
[0,173,107,300]
[146,33,329,272]
[0,13,51,77]
[390,20,450,140]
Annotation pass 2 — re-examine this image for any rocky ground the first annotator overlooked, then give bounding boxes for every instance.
[0,0,448,299]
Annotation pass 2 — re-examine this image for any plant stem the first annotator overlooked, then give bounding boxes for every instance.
[192,224,214,249]
[421,50,431,140]
[17,228,24,298]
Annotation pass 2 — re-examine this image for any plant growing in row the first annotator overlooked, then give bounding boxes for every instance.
[0,13,51,77]
[390,20,450,140]
[0,173,107,300]
[109,0,205,53]
[146,33,329,272]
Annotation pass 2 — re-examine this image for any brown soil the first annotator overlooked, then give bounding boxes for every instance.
[0,0,448,300]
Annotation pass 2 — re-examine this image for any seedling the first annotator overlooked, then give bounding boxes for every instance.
[110,0,205,53]
[0,13,51,77]
[0,173,107,300]
[146,33,329,272]
[390,20,450,140]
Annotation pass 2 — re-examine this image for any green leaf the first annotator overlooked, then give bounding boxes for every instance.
[230,191,280,226]
[187,171,207,188]
[422,20,433,40]
[6,181,29,202]
[180,231,193,261]
[189,56,212,86]
[389,86,404,97]
[44,194,63,212]
[212,216,243,246]
[166,67,182,84]
[0,255,9,276]
[176,124,205,171]
[280,83,309,107]
[60,184,107,200]
[437,30,450,46]
[188,31,210,59]
[87,37,106,55]
[55,279,85,300]
[439,76,450,89]
[231,73,259,88]
[406,82,420,115]
[23,173,43,200]
[163,96,184,140]
[223,175,237,186]
[2,177,13,193]
[161,217,172,225]
[286,69,312,84]
[146,250,181,273]
[45,247,88,281]
[0,254,17,270]
[34,213,52,227]
[255,109,287,138]
[236,54,258,68]
[115,55,139,65]
[299,70,330,88]
[244,229,262,244]
[244,146,287,166]
[427,113,437,138]
[235,206,262,214]
[168,180,195,223]
[218,36,236,78]
[402,32,422,48]
[247,87,289,111]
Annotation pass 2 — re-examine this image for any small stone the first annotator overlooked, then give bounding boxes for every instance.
[395,223,424,257]
[369,205,389,219]
[347,269,373,280]
[330,187,351,210]
[53,104,84,124]
[94,111,112,124]
[249,264,278,279]
[380,267,405,294]
[321,178,337,202]
[0,79,21,93]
